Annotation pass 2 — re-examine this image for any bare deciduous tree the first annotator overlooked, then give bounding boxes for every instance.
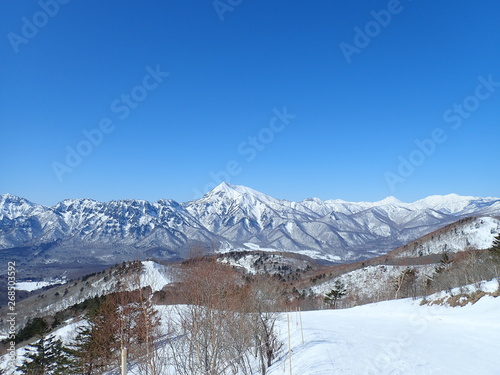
[170,256,283,375]
[69,272,164,374]
[247,275,285,375]
[393,268,416,299]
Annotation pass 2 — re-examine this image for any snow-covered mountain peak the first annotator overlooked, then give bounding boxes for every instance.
[56,198,99,208]
[326,198,349,204]
[156,198,183,208]
[302,197,324,203]
[1,186,499,266]
[412,193,486,213]
[203,182,276,204]
[0,193,34,206]
[0,193,38,219]
[374,196,403,206]
[416,193,477,205]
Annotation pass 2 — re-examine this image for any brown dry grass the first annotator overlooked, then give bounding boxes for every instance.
[421,287,500,307]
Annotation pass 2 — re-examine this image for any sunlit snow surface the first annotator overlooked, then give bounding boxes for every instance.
[139,260,172,292]
[3,280,499,374]
[16,279,66,292]
[268,280,500,375]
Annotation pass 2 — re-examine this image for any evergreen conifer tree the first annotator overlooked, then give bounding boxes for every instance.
[18,336,47,375]
[324,280,347,309]
[18,335,72,375]
[490,234,500,257]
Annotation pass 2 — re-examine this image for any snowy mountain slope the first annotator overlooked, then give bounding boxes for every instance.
[303,216,499,305]
[1,184,499,269]
[0,195,216,270]
[0,261,173,334]
[310,263,438,303]
[140,260,173,292]
[184,184,500,260]
[392,216,500,258]
[218,251,313,275]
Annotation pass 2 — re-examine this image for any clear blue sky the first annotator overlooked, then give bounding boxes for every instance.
[1,1,499,206]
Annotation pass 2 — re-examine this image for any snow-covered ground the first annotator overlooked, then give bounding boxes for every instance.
[3,279,499,374]
[16,279,66,292]
[219,254,262,274]
[270,280,500,375]
[395,216,499,258]
[218,252,311,275]
[219,242,343,263]
[293,249,342,262]
[139,260,172,292]
[311,264,437,303]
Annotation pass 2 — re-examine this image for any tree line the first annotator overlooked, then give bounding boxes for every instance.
[15,258,286,375]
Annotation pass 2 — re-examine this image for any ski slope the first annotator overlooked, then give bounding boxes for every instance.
[3,280,499,374]
[139,260,172,292]
[270,281,500,375]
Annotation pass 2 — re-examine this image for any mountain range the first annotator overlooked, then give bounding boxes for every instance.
[1,183,499,275]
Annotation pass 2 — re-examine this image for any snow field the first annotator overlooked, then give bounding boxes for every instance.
[139,260,172,292]
[3,281,499,374]
[268,289,500,375]
[16,280,65,292]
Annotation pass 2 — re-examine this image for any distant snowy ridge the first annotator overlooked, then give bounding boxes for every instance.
[1,184,499,266]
